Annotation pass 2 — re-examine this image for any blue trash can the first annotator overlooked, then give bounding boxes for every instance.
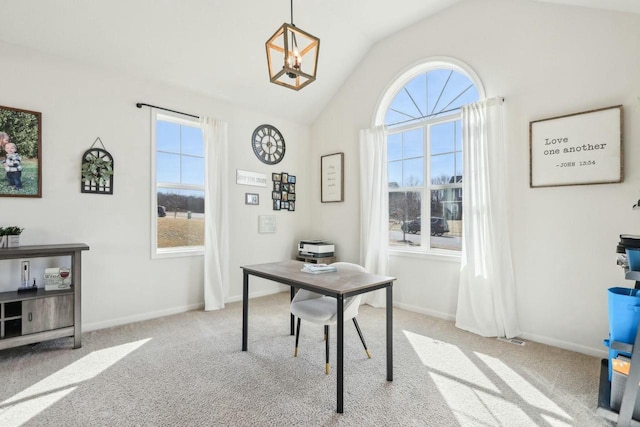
[609,287,640,343]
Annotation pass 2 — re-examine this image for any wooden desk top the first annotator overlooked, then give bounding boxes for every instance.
[241,260,396,297]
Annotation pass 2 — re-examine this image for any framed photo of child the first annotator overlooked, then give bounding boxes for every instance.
[0,105,42,198]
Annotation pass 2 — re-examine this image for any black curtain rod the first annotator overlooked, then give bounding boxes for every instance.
[136,102,199,119]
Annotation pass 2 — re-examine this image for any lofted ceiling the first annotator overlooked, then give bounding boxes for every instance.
[0,0,638,124]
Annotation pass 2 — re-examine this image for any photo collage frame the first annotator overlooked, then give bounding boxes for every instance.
[272,172,296,211]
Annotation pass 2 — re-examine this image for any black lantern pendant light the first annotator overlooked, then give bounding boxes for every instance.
[266,0,320,90]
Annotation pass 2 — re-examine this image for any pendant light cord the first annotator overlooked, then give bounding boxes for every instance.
[290,0,294,26]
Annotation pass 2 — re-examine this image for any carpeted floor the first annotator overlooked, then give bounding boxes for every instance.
[0,292,609,426]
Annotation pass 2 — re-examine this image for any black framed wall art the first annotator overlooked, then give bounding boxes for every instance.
[272,172,296,211]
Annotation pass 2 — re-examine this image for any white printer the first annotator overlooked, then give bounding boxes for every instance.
[298,240,335,258]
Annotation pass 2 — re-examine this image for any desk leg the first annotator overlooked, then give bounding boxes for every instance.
[242,271,249,351]
[290,287,295,335]
[386,283,393,381]
[337,295,344,413]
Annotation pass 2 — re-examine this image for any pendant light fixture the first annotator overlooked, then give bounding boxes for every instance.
[266,0,320,91]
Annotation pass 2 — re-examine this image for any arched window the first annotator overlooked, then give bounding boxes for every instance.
[376,58,484,252]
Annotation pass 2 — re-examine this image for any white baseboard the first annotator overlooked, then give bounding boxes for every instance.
[393,301,456,322]
[517,331,607,359]
[394,302,606,358]
[226,286,286,303]
[83,287,286,333]
[83,302,205,332]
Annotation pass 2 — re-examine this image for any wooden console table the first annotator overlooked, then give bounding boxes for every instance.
[0,243,89,350]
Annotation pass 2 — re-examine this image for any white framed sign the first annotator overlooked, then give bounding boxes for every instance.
[236,169,267,187]
[258,215,276,233]
[529,105,623,188]
[321,152,344,202]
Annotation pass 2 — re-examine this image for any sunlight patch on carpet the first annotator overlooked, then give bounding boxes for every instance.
[403,330,498,392]
[0,338,151,427]
[404,330,574,426]
[474,352,572,423]
[430,372,538,426]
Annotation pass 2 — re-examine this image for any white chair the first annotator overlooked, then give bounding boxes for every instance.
[290,262,371,374]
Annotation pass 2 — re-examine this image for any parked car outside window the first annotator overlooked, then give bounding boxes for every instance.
[430,217,449,236]
[401,219,421,234]
[401,217,450,236]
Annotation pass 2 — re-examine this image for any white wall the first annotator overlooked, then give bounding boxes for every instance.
[2,0,638,358]
[0,41,311,331]
[309,0,640,357]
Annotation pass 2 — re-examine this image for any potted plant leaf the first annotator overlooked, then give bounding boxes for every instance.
[82,153,113,185]
[0,226,24,248]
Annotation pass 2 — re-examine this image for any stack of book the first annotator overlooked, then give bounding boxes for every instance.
[301,263,337,274]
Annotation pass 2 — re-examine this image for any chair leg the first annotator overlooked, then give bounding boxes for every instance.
[325,325,330,375]
[294,318,301,357]
[353,318,371,359]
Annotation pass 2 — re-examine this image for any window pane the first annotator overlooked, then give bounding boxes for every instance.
[404,74,427,117]
[403,158,423,186]
[388,133,402,162]
[181,156,205,185]
[387,90,420,125]
[430,188,461,251]
[455,151,463,181]
[403,128,423,158]
[386,70,478,126]
[157,121,180,153]
[388,161,402,187]
[388,191,422,248]
[385,109,411,127]
[428,69,478,116]
[430,122,455,155]
[448,84,479,111]
[430,153,454,184]
[157,188,205,248]
[455,120,462,151]
[427,69,452,115]
[157,152,180,183]
[181,126,204,157]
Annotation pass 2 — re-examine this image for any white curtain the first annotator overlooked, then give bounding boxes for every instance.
[201,117,229,311]
[455,98,521,338]
[359,126,389,307]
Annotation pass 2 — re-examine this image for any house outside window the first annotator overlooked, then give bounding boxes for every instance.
[151,111,205,257]
[383,62,481,253]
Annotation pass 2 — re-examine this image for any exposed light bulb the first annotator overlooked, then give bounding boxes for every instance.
[286,48,302,79]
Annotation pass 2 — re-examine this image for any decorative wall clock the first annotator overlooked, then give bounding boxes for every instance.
[252,124,285,165]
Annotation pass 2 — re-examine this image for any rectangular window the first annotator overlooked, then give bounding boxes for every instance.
[388,117,462,252]
[152,112,205,257]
